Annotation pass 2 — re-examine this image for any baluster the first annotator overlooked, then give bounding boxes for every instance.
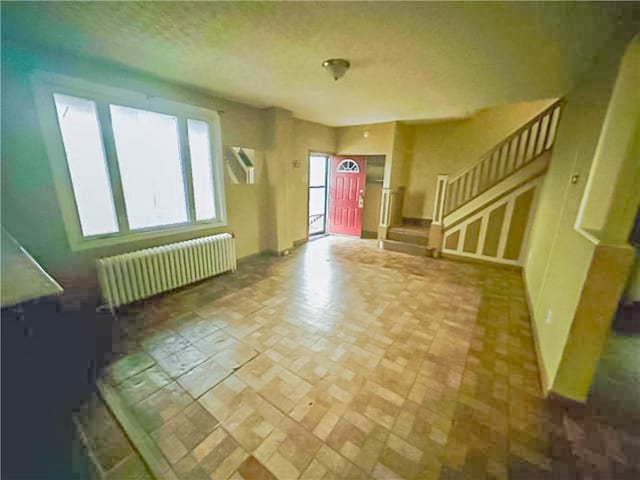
[537,114,549,155]
[512,133,521,170]
[518,130,527,167]
[505,141,513,175]
[463,172,470,204]
[472,164,479,197]
[506,139,514,175]
[484,157,491,191]
[453,180,459,213]
[440,178,448,221]
[519,130,527,166]
[530,119,541,160]
[478,158,486,192]
[498,143,507,180]
[525,122,536,162]
[451,181,458,213]
[490,150,498,186]
[545,106,561,149]
[484,155,492,189]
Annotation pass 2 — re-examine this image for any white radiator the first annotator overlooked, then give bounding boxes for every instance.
[97,233,236,308]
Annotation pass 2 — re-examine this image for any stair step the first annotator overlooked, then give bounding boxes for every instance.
[387,231,429,245]
[381,239,435,257]
[387,225,430,245]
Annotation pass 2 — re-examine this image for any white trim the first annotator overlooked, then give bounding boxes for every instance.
[476,214,488,255]
[442,177,541,266]
[443,249,521,267]
[336,159,360,173]
[458,221,468,253]
[443,152,550,227]
[497,199,515,259]
[431,174,448,225]
[31,71,227,251]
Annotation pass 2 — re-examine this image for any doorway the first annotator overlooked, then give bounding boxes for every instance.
[308,154,329,236]
[328,156,367,236]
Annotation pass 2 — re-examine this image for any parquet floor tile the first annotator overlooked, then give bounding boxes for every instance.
[97,237,639,479]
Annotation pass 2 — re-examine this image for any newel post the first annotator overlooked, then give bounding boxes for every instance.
[428,175,448,252]
[378,187,392,244]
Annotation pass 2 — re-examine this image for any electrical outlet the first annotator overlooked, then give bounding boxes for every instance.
[545,309,553,324]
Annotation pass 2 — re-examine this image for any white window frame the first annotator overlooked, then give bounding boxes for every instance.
[31,71,227,251]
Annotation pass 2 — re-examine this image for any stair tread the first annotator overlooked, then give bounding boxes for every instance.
[381,239,436,258]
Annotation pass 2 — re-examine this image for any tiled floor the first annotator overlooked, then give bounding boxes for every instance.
[87,236,639,479]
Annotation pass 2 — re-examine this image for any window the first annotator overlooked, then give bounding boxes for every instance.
[336,159,360,173]
[33,73,226,250]
[308,155,329,235]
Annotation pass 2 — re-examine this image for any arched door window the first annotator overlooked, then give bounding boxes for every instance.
[336,159,360,173]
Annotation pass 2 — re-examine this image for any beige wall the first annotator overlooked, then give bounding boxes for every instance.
[362,183,383,234]
[404,99,557,219]
[524,31,639,398]
[292,119,336,243]
[336,122,395,158]
[0,45,333,299]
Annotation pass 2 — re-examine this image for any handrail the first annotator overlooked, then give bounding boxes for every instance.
[448,100,563,183]
[224,146,256,184]
[443,99,563,216]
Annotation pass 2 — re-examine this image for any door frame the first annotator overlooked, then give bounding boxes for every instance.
[307,151,331,238]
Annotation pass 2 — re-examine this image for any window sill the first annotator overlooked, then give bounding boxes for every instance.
[69,220,228,252]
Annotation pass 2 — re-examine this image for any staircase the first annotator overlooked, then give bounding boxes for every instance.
[382,99,564,265]
[381,222,434,256]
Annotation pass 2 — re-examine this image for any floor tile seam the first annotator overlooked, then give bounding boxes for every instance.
[137,382,197,436]
[154,347,213,380]
[402,350,442,413]
[150,323,262,378]
[183,350,263,404]
[229,364,377,478]
[122,355,236,433]
[112,365,169,404]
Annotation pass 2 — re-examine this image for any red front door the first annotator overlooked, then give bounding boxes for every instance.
[328,156,366,236]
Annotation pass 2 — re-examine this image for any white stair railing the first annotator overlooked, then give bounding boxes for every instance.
[224,146,256,184]
[444,100,563,216]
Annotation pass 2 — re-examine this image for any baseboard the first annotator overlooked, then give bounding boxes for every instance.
[237,250,272,265]
[440,252,522,271]
[237,247,292,262]
[361,230,377,239]
[293,238,308,247]
[521,270,551,397]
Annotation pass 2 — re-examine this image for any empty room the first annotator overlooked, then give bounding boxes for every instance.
[1,2,639,479]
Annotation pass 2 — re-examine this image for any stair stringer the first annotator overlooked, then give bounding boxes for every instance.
[441,174,544,266]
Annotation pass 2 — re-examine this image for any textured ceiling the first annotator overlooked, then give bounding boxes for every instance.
[2,2,637,126]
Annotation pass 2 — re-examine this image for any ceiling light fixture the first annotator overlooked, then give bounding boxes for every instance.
[322,59,350,81]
